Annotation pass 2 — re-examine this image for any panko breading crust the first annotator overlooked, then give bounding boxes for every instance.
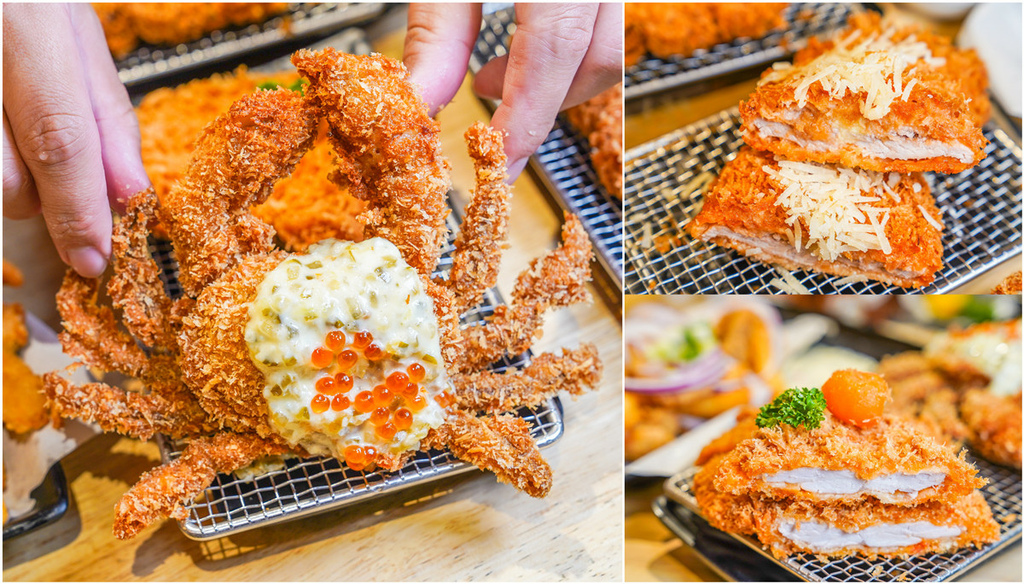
[711,411,984,505]
[960,390,1022,469]
[741,12,989,174]
[565,84,623,198]
[687,147,944,288]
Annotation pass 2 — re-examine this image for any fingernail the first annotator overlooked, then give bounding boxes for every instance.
[66,246,107,279]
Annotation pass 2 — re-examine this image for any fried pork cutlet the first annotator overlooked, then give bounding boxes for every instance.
[565,84,623,198]
[688,147,944,288]
[94,3,289,58]
[711,411,984,506]
[135,67,365,251]
[741,12,989,174]
[625,3,788,66]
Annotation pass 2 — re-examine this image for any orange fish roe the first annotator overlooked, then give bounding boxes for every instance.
[408,394,427,412]
[315,376,336,394]
[376,422,397,440]
[407,362,425,383]
[310,347,333,369]
[333,372,353,392]
[370,407,390,425]
[337,349,358,371]
[331,394,350,411]
[354,391,374,413]
[363,446,378,464]
[386,371,409,391]
[352,331,372,350]
[310,393,330,414]
[344,444,366,464]
[364,343,384,360]
[434,391,454,408]
[399,382,418,399]
[372,385,392,407]
[325,330,346,352]
[394,408,413,430]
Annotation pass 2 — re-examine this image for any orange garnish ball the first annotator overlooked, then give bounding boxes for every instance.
[408,394,427,412]
[407,363,425,383]
[310,347,333,369]
[400,382,419,399]
[315,376,336,394]
[325,330,346,352]
[337,349,358,371]
[371,407,390,425]
[344,444,365,464]
[372,385,392,407]
[311,393,330,414]
[386,371,409,392]
[364,343,384,361]
[821,369,892,427]
[394,408,413,430]
[332,394,350,412]
[354,391,374,413]
[376,422,397,440]
[334,372,354,392]
[352,331,373,350]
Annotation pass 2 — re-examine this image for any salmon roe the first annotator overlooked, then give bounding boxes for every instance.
[434,391,454,408]
[408,394,427,412]
[371,407,390,425]
[376,422,397,440]
[325,330,346,352]
[399,382,418,399]
[333,372,353,392]
[372,385,392,407]
[337,349,358,371]
[821,369,892,427]
[386,371,409,392]
[354,391,374,413]
[331,394,350,411]
[364,343,384,360]
[310,393,330,414]
[363,446,378,464]
[315,376,336,394]
[310,347,333,369]
[344,444,366,464]
[352,331,373,350]
[407,363,425,383]
[394,408,413,431]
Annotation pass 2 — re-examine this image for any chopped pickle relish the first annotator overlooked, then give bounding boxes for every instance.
[244,238,452,470]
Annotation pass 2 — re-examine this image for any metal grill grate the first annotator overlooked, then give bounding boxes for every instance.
[623,107,1023,294]
[115,3,385,88]
[151,209,564,540]
[469,7,624,287]
[624,3,864,100]
[664,455,1023,582]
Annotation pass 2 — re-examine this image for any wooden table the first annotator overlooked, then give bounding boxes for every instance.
[3,12,624,581]
[623,3,1022,293]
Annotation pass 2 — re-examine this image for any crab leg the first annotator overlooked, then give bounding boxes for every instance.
[113,432,288,540]
[448,122,513,314]
[107,187,177,349]
[453,344,602,414]
[457,213,593,372]
[157,89,317,297]
[425,410,552,497]
[294,49,451,278]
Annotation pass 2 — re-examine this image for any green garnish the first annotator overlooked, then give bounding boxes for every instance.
[256,78,307,95]
[755,387,827,430]
[651,322,717,363]
[257,80,283,91]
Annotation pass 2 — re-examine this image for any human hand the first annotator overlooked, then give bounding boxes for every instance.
[403,3,622,179]
[3,3,150,278]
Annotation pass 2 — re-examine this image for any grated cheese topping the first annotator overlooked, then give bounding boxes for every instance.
[761,26,946,120]
[764,161,903,262]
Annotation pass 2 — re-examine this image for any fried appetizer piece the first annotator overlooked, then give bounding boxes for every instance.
[625,3,788,66]
[741,12,989,174]
[3,259,24,287]
[925,319,1022,396]
[992,271,1022,294]
[961,389,1022,469]
[711,411,984,506]
[94,3,289,58]
[688,147,944,288]
[2,303,49,434]
[565,84,623,198]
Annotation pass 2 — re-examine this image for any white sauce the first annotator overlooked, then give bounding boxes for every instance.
[244,238,450,460]
[763,468,945,501]
[925,324,1023,397]
[778,519,962,551]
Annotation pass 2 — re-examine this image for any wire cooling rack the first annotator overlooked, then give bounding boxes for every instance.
[623,106,1023,294]
[115,3,385,88]
[150,209,564,540]
[625,3,865,100]
[663,455,1023,582]
[469,6,624,289]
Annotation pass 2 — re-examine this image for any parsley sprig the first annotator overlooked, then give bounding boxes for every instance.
[755,387,827,430]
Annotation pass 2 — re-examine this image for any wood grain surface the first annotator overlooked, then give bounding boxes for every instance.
[2,13,624,581]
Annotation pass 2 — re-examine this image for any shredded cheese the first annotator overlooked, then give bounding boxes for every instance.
[918,204,944,231]
[835,275,869,285]
[776,268,812,294]
[760,25,946,120]
[764,160,901,262]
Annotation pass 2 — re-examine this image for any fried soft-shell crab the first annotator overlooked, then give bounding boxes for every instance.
[43,49,602,539]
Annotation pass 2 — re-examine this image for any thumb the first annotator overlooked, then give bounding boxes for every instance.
[403,3,482,115]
